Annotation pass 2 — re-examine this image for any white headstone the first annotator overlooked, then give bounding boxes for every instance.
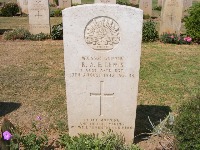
[28,0,50,34]
[95,0,116,4]
[18,0,28,14]
[139,0,152,16]
[157,0,163,7]
[62,4,143,144]
[160,0,183,35]
[59,0,71,8]
[183,0,192,11]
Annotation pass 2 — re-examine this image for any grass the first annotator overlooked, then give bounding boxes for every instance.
[0,40,67,131]
[0,39,199,136]
[139,43,200,109]
[0,0,200,144]
[0,17,62,30]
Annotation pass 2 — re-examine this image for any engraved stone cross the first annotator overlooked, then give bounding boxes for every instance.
[35,11,42,18]
[167,13,175,24]
[90,81,114,116]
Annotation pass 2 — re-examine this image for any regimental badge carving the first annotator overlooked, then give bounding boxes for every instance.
[84,16,120,51]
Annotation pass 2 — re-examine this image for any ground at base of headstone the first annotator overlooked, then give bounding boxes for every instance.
[0,38,199,149]
[138,134,177,150]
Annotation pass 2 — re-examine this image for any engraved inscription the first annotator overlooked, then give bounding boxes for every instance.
[76,118,133,130]
[68,56,135,78]
[85,17,120,51]
[90,81,114,116]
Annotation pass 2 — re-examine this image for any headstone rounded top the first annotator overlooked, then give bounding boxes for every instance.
[62,4,143,13]
[84,16,120,51]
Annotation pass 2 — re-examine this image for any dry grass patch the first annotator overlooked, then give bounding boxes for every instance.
[0,40,67,133]
[0,40,199,144]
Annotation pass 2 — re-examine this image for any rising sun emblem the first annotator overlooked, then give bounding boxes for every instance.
[84,16,120,51]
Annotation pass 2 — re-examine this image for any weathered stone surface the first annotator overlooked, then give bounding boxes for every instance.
[139,0,152,16]
[157,0,163,7]
[62,4,143,144]
[160,0,183,35]
[28,0,50,34]
[59,0,71,8]
[183,0,192,11]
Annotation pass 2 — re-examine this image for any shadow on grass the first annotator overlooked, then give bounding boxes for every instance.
[0,102,21,117]
[134,105,171,143]
[0,29,12,35]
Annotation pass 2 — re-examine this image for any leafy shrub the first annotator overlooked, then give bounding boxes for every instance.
[153,6,162,11]
[117,0,132,6]
[3,28,31,40]
[20,133,48,150]
[174,95,200,150]
[0,118,19,150]
[3,28,50,41]
[1,2,19,17]
[29,33,51,41]
[54,8,62,17]
[1,118,141,149]
[50,10,55,17]
[160,33,192,44]
[142,20,158,42]
[51,23,63,40]
[184,3,200,43]
[59,131,141,150]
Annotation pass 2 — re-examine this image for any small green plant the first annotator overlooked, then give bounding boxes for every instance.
[54,8,62,17]
[147,113,174,136]
[20,133,48,150]
[0,118,19,150]
[184,2,200,43]
[3,28,31,40]
[3,28,50,41]
[174,95,200,150]
[50,10,55,17]
[117,0,132,6]
[142,20,158,42]
[29,32,51,41]
[58,130,141,150]
[51,23,63,40]
[153,6,162,11]
[1,2,19,17]
[160,33,192,44]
